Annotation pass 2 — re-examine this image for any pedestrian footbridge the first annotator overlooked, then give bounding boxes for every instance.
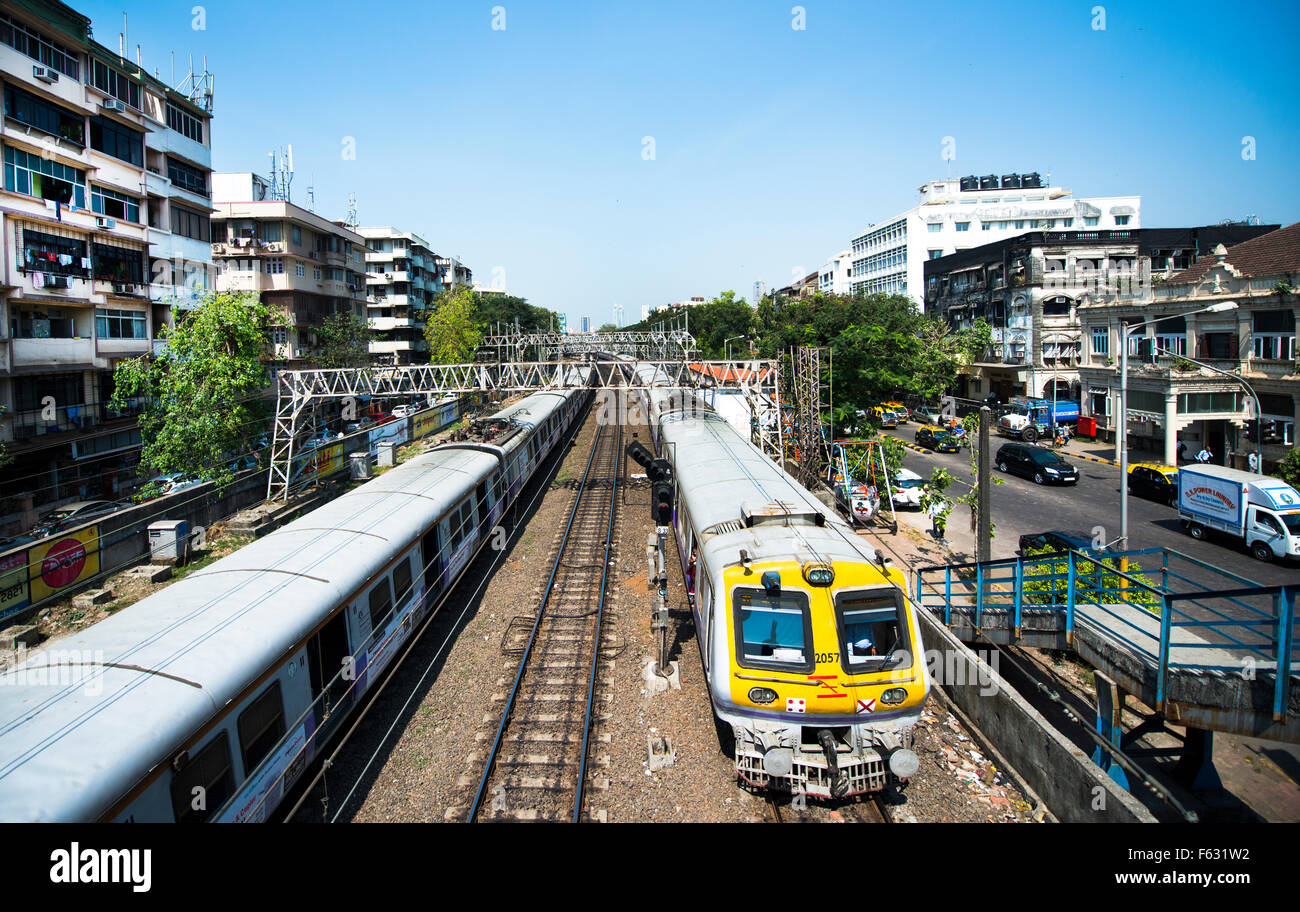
[915,548,1297,789]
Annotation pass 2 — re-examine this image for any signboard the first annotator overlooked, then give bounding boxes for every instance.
[368,420,408,451]
[28,526,101,603]
[0,550,31,622]
[412,410,441,440]
[291,442,346,484]
[1178,470,1244,528]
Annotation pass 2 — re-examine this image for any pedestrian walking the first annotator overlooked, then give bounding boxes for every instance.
[1248,451,1260,473]
[1176,439,1187,464]
[1196,445,1213,464]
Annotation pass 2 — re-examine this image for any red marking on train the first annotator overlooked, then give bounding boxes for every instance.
[810,675,844,699]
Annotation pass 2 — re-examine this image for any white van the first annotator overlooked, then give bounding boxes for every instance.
[1178,464,1300,562]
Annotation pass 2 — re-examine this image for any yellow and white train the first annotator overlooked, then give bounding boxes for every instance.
[635,374,928,799]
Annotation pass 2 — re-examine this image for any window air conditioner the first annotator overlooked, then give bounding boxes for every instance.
[33,65,59,84]
[96,216,116,229]
[102,99,127,113]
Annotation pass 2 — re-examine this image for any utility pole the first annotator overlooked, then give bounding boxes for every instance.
[977,407,991,565]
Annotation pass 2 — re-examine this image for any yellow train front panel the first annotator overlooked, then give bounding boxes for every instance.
[711,559,929,797]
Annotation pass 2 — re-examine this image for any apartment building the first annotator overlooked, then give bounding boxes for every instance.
[359,226,444,365]
[0,0,213,524]
[776,271,819,300]
[436,254,471,288]
[818,250,852,296]
[1077,222,1299,471]
[852,173,1140,307]
[212,172,369,370]
[923,225,1274,408]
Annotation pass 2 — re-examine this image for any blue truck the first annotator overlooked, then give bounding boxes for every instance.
[996,397,1080,443]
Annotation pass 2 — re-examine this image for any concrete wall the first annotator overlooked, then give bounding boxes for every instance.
[916,606,1158,823]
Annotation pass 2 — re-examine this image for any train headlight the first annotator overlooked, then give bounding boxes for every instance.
[881,688,907,704]
[748,687,778,705]
[801,562,835,586]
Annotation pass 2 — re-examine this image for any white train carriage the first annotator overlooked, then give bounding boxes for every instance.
[650,391,929,798]
[0,386,590,822]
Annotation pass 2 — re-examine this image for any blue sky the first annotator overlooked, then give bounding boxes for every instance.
[79,0,1300,327]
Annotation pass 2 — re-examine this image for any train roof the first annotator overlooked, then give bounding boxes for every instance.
[660,409,877,572]
[0,443,502,821]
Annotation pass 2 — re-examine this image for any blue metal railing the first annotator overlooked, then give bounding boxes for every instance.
[916,548,1296,721]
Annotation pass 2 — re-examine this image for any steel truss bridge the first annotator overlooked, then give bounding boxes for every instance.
[478,331,697,361]
[267,358,779,501]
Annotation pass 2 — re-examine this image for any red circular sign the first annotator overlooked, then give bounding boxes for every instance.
[41,539,87,588]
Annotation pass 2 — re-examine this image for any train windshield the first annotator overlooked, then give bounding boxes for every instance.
[733,588,812,673]
[835,589,910,672]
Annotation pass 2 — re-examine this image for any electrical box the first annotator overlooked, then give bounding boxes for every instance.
[349,452,372,480]
[148,520,189,564]
[376,442,396,467]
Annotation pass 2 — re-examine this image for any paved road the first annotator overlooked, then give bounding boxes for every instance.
[885,428,1300,590]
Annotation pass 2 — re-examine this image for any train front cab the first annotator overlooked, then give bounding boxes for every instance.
[716,558,928,800]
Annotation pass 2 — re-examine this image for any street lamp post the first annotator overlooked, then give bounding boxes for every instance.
[1118,301,1239,549]
[724,335,745,361]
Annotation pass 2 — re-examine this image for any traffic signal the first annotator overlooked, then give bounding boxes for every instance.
[651,480,673,525]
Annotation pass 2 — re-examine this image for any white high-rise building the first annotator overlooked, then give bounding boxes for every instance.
[850,173,1140,309]
[818,250,852,295]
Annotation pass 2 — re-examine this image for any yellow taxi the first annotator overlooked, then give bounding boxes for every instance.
[1128,463,1179,506]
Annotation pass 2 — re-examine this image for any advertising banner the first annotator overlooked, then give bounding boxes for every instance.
[1179,470,1243,527]
[0,550,30,621]
[28,526,101,603]
[368,420,409,451]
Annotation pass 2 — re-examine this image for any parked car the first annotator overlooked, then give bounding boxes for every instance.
[869,406,898,429]
[891,468,925,509]
[0,535,38,552]
[914,425,960,453]
[391,404,420,419]
[912,405,945,426]
[226,454,261,473]
[995,443,1079,485]
[32,501,126,537]
[1017,529,1116,557]
[883,401,910,423]
[1128,463,1178,506]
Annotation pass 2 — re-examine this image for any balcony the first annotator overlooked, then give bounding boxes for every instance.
[11,336,94,369]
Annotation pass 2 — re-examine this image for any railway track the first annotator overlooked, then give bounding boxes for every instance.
[464,393,623,822]
[765,790,891,824]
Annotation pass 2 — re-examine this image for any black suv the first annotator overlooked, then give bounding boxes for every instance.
[915,426,960,453]
[995,443,1079,485]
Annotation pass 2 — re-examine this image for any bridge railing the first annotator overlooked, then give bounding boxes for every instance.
[916,549,1297,720]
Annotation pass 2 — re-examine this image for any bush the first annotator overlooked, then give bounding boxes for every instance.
[1277,448,1300,488]
[1020,545,1162,610]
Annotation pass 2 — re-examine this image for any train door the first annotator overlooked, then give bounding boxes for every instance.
[307,609,353,739]
[421,524,442,605]
[474,480,489,536]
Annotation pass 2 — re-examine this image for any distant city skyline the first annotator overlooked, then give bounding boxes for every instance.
[80,0,1300,326]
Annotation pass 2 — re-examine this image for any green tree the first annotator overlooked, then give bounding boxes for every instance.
[919,467,956,537]
[596,322,618,334]
[1277,448,1300,487]
[424,286,483,363]
[475,292,559,335]
[110,291,273,491]
[315,311,374,369]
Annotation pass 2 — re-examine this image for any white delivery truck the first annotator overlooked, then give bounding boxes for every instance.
[1177,464,1300,562]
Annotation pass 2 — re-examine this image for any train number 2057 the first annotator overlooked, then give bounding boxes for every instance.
[814,652,840,664]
